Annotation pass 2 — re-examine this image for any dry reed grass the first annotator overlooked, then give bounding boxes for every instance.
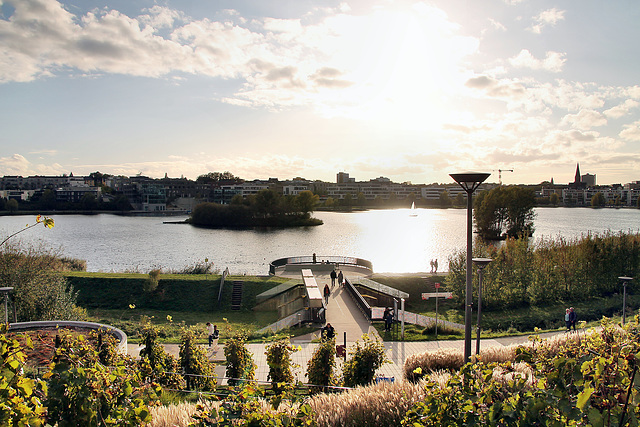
[308,379,428,427]
[146,400,216,427]
[404,330,587,381]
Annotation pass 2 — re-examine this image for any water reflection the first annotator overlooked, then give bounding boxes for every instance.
[0,207,638,274]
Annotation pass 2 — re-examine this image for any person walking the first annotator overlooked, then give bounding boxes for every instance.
[330,269,337,288]
[569,307,577,332]
[430,259,434,274]
[338,270,344,288]
[564,308,571,332]
[324,284,330,305]
[434,259,438,274]
[206,322,219,347]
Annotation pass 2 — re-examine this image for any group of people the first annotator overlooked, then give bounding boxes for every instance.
[429,259,439,274]
[564,307,577,332]
[330,269,344,288]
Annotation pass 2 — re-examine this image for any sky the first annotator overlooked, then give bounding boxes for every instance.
[1,0,639,186]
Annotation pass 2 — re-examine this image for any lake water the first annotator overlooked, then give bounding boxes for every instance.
[1,207,639,275]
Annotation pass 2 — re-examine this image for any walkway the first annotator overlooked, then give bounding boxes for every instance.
[126,265,565,384]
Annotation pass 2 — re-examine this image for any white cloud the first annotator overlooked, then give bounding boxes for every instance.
[509,49,566,72]
[620,121,640,141]
[560,109,607,130]
[0,153,65,176]
[488,18,507,32]
[529,8,565,34]
[604,99,639,119]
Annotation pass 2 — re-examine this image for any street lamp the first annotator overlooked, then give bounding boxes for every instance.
[0,287,14,324]
[473,258,492,356]
[619,276,633,324]
[450,172,491,363]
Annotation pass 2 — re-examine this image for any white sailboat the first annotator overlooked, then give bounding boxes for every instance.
[409,201,417,216]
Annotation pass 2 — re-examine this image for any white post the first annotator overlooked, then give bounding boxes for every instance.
[401,298,405,340]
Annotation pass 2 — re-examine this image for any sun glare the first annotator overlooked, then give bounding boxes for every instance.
[319,5,478,129]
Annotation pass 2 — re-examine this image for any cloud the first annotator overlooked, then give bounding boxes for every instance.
[604,99,639,119]
[620,121,640,141]
[0,153,66,176]
[560,109,607,130]
[465,75,526,100]
[509,49,566,72]
[529,8,565,34]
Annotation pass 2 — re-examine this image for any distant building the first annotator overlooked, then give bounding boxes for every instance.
[337,172,355,184]
[581,173,596,186]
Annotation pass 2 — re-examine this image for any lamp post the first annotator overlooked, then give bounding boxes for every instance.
[0,287,14,324]
[619,276,633,324]
[450,172,491,363]
[472,258,492,356]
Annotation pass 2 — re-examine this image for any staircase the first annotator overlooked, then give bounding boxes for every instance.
[231,281,243,310]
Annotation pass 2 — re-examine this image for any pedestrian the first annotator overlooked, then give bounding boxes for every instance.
[322,323,335,340]
[383,308,391,332]
[430,259,434,273]
[569,307,577,332]
[564,308,571,332]
[206,322,219,347]
[338,270,344,287]
[385,308,394,332]
[313,253,317,264]
[330,269,337,288]
[324,283,330,304]
[434,259,438,274]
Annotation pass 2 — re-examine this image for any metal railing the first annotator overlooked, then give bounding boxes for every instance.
[343,278,372,321]
[269,256,373,275]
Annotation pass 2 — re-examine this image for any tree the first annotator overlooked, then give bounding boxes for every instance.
[356,192,367,206]
[80,193,98,211]
[439,190,452,208]
[40,189,56,210]
[591,192,605,207]
[252,189,281,217]
[6,198,18,213]
[196,171,241,184]
[549,193,560,206]
[296,190,319,215]
[474,186,536,240]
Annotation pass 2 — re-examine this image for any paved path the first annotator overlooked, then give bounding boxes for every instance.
[126,266,568,385]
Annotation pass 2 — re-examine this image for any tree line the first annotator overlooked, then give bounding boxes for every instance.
[189,189,322,227]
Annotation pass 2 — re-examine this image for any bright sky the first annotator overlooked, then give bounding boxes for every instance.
[1,0,639,185]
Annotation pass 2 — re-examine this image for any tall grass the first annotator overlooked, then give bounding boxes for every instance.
[404,330,580,382]
[448,231,640,310]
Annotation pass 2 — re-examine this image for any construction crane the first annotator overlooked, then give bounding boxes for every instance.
[493,169,514,185]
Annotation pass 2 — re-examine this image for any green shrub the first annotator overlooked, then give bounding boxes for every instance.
[0,324,47,426]
[306,337,337,393]
[0,243,86,322]
[44,330,158,426]
[137,322,185,390]
[178,328,216,391]
[224,332,256,386]
[144,269,161,292]
[342,334,388,388]
[266,337,298,396]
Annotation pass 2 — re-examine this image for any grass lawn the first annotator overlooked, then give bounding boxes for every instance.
[87,308,289,344]
[370,273,639,340]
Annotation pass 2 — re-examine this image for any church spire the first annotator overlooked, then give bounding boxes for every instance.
[574,163,581,184]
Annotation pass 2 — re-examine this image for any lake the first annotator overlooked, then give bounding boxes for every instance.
[1,207,639,274]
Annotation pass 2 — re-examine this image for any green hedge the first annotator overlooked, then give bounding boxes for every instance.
[64,273,285,312]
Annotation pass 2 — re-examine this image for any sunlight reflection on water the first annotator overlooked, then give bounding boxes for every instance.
[0,207,639,274]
